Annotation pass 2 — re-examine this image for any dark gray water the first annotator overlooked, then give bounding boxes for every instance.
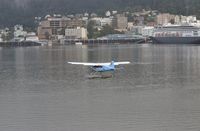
[0,44,200,131]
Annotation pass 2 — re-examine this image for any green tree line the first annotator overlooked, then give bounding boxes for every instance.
[1,0,200,27]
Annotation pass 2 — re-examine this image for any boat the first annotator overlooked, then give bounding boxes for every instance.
[151,25,200,44]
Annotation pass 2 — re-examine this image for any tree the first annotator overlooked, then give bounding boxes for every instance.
[1,0,200,27]
[1,31,13,42]
[1,34,6,42]
[87,20,96,39]
[170,19,175,24]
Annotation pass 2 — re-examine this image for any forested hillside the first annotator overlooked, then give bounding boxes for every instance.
[0,0,200,27]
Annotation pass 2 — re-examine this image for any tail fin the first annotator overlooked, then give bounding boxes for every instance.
[110,61,115,68]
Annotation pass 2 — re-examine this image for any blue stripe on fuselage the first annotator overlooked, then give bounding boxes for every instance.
[92,65,115,72]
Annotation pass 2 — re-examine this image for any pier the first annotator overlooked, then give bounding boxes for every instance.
[0,41,42,47]
[62,38,148,45]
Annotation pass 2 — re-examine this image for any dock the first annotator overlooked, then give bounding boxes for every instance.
[0,41,42,47]
[62,38,148,45]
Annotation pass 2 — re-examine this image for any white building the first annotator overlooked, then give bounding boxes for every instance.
[127,22,134,30]
[14,25,27,41]
[190,20,200,27]
[25,32,39,42]
[105,11,111,17]
[174,15,181,24]
[112,11,118,15]
[65,27,87,39]
[128,26,154,36]
[91,17,112,26]
[141,26,154,36]
[100,18,112,26]
[129,26,143,35]
[186,16,197,23]
[156,13,175,25]
[180,15,187,23]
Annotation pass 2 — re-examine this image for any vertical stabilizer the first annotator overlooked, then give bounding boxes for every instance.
[110,61,115,69]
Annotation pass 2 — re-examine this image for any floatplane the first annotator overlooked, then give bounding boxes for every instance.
[68,61,130,79]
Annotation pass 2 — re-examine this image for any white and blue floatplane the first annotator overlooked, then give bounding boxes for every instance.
[68,61,130,79]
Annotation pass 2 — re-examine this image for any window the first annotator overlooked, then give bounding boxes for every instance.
[193,31,198,36]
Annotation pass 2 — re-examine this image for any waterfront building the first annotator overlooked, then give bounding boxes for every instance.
[157,14,198,26]
[91,17,112,27]
[134,16,145,26]
[141,26,154,37]
[180,15,187,23]
[112,14,128,31]
[65,18,85,28]
[128,26,154,37]
[25,32,39,42]
[174,15,181,24]
[100,18,112,26]
[129,26,143,35]
[190,21,200,27]
[112,11,118,15]
[44,14,51,19]
[65,27,87,39]
[37,20,52,40]
[127,22,134,30]
[156,13,175,25]
[186,16,197,23]
[14,25,27,42]
[105,11,111,17]
[146,21,156,26]
[14,25,27,37]
[97,34,145,40]
[37,16,84,40]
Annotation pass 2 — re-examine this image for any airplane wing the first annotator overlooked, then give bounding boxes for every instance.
[114,62,130,65]
[68,61,130,66]
[68,62,110,66]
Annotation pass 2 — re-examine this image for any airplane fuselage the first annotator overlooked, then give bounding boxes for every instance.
[92,65,115,72]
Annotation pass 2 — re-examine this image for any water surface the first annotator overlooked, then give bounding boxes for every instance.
[0,44,200,131]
